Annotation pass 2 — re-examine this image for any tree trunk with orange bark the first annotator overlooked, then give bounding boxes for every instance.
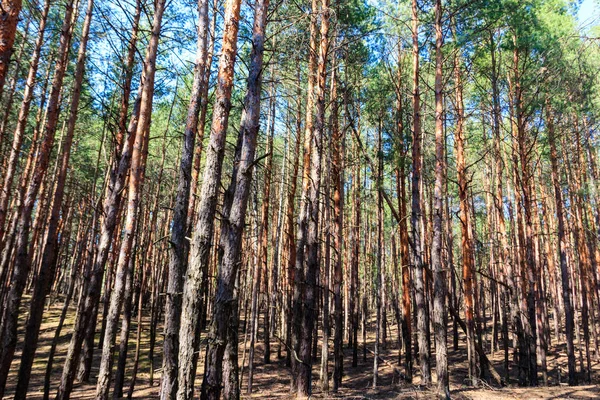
[198,0,267,396]
[0,0,75,395]
[0,0,23,95]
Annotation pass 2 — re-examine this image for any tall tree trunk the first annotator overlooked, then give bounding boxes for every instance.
[350,137,360,368]
[373,118,383,388]
[511,42,538,386]
[331,61,344,392]
[295,0,329,395]
[198,0,265,396]
[291,0,318,390]
[454,50,477,386]
[0,0,49,244]
[95,2,165,397]
[247,76,275,393]
[320,135,331,393]
[410,0,430,385]
[55,3,143,395]
[397,166,412,381]
[0,0,75,395]
[13,0,93,395]
[161,0,210,397]
[262,77,276,365]
[284,65,302,368]
[431,0,448,396]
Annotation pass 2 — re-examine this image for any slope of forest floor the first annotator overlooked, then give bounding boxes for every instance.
[4,298,600,399]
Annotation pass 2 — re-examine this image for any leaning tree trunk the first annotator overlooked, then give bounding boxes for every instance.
[13,0,93,395]
[161,0,210,397]
[55,4,143,397]
[113,235,136,398]
[198,0,268,397]
[0,1,75,395]
[94,3,166,397]
[0,0,49,245]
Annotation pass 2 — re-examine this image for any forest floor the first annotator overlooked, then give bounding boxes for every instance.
[4,297,600,399]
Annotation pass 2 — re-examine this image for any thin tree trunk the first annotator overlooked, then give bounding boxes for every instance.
[331,61,344,392]
[55,3,143,395]
[161,0,210,396]
[94,0,165,393]
[373,118,383,388]
[0,1,75,395]
[410,0,430,385]
[295,0,329,395]
[13,0,93,395]
[431,0,448,396]
[320,117,332,393]
[0,0,49,248]
[454,50,478,387]
[247,75,275,394]
[284,65,302,368]
[0,12,31,161]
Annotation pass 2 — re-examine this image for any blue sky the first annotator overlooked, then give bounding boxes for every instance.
[578,0,599,28]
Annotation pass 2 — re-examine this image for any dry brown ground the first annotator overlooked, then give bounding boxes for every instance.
[3,297,599,399]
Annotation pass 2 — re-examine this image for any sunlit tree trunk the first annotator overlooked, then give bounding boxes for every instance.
[295,0,329,395]
[291,0,318,390]
[161,0,210,397]
[410,0,430,384]
[431,0,448,396]
[198,0,265,395]
[13,0,92,394]
[95,2,165,397]
[331,62,344,392]
[0,0,50,248]
[0,1,75,395]
[0,0,23,95]
[454,50,477,387]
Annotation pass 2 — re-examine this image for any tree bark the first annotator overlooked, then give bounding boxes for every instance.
[247,76,275,394]
[432,0,448,396]
[197,0,264,396]
[55,3,143,395]
[13,0,92,395]
[410,0,430,385]
[0,1,75,395]
[295,0,329,395]
[291,0,318,390]
[331,62,344,392]
[0,0,23,95]
[0,0,49,247]
[94,0,165,395]
[161,0,210,397]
